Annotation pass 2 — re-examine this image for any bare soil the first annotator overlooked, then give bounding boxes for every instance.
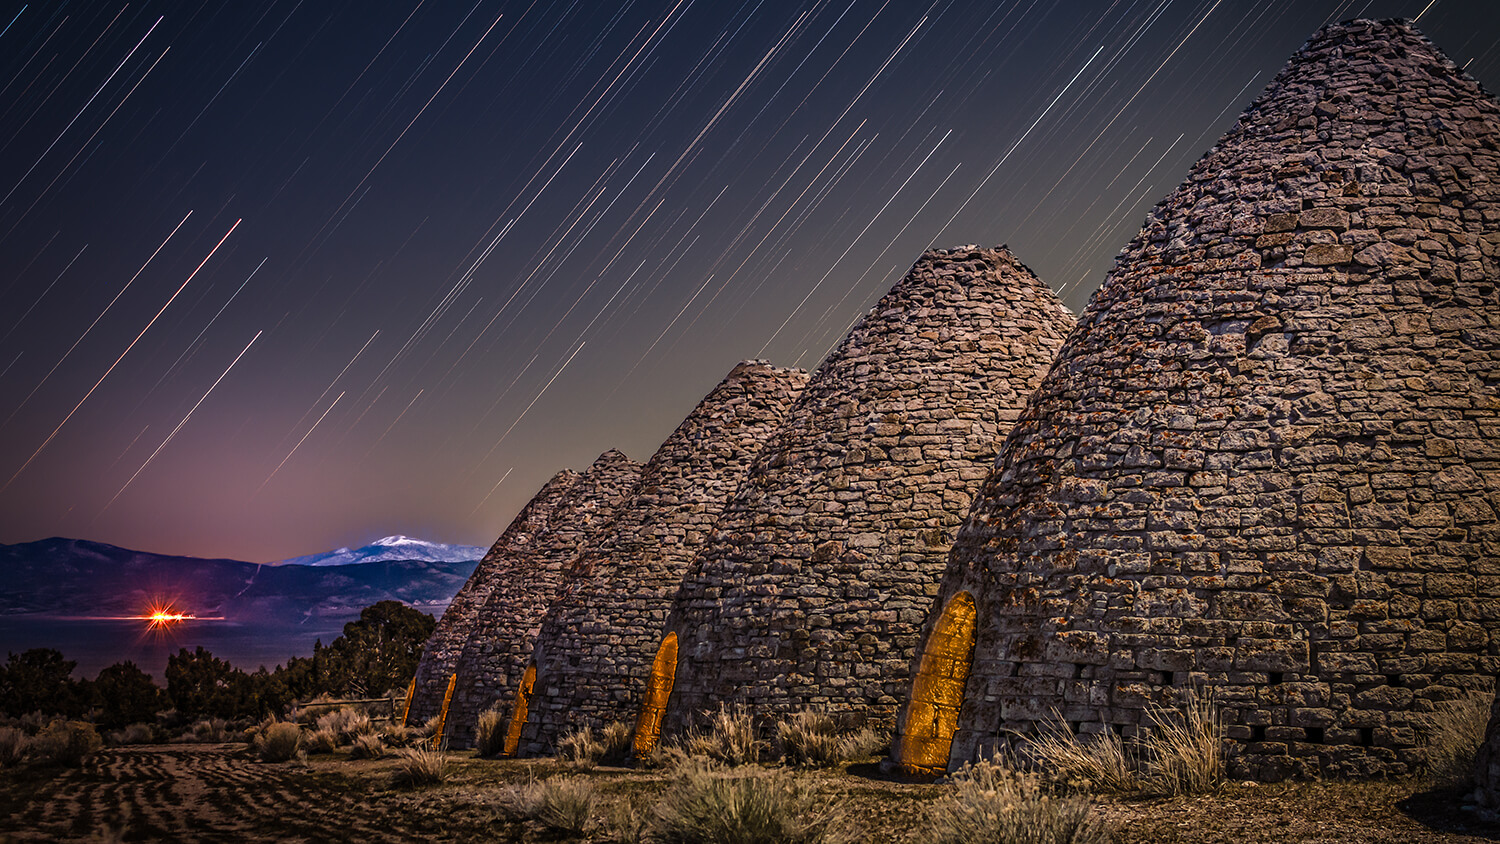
[0,744,1497,842]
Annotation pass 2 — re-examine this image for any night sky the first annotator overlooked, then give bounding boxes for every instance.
[1,0,1497,564]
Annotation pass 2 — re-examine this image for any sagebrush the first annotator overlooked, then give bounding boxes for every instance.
[31,720,102,767]
[254,722,302,762]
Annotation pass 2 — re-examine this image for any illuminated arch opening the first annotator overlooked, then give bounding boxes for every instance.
[896,591,977,773]
[503,663,537,757]
[633,633,679,756]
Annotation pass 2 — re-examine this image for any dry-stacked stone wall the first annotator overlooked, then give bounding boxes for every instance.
[440,449,642,748]
[661,247,1075,733]
[900,19,1500,781]
[516,362,809,754]
[407,469,579,725]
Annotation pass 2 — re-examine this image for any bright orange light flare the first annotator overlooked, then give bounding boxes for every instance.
[138,602,195,630]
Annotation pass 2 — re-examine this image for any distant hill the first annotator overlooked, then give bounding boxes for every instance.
[0,538,479,678]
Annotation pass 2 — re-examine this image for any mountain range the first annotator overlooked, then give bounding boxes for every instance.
[268,535,486,567]
[0,536,482,678]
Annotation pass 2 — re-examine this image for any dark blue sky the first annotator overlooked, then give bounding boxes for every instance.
[1,0,1496,562]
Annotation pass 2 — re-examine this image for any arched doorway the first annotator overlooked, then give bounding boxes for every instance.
[896,591,977,772]
[633,633,679,756]
[503,663,537,757]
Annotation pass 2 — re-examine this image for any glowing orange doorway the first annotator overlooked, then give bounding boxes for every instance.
[895,591,977,773]
[503,663,537,757]
[633,633,678,756]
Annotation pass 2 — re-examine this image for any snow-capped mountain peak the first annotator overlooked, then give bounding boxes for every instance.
[269,536,486,567]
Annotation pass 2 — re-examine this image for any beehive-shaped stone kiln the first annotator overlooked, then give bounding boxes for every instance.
[436,449,642,748]
[512,361,809,755]
[892,19,1500,781]
[654,247,1076,739]
[407,469,580,726]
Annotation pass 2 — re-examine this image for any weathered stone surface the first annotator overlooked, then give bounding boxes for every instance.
[515,361,809,754]
[439,449,642,748]
[899,20,1500,781]
[661,246,1075,733]
[406,469,579,726]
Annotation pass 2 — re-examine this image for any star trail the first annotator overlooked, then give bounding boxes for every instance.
[0,0,1496,562]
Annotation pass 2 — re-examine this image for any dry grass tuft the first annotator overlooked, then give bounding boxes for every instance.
[775,710,888,767]
[254,722,302,763]
[1025,719,1137,793]
[117,723,156,745]
[191,718,230,743]
[380,722,415,748]
[315,708,372,744]
[777,710,842,767]
[348,733,387,760]
[685,704,763,766]
[1421,693,1492,787]
[930,759,1104,844]
[557,725,606,769]
[474,707,508,758]
[0,726,26,767]
[304,727,339,754]
[503,777,598,836]
[599,720,633,764]
[1139,694,1223,796]
[390,747,447,787]
[649,761,843,844]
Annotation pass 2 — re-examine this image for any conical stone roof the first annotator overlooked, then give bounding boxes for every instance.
[439,448,642,748]
[895,19,1500,781]
[514,361,809,755]
[407,468,580,726]
[660,246,1075,733]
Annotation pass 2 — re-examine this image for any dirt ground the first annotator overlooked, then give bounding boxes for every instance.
[1,744,1498,843]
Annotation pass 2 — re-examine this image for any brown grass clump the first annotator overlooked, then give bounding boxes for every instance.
[557,725,607,769]
[315,708,372,744]
[31,720,103,767]
[474,708,508,758]
[390,747,447,787]
[348,733,387,760]
[380,722,415,748]
[1139,694,1223,796]
[685,705,763,766]
[304,727,339,755]
[776,710,841,767]
[1025,719,1137,793]
[115,723,156,745]
[649,761,843,844]
[775,710,888,768]
[191,718,231,743]
[0,726,26,767]
[254,722,302,763]
[503,777,598,836]
[1420,693,1492,787]
[598,720,633,764]
[929,760,1104,844]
